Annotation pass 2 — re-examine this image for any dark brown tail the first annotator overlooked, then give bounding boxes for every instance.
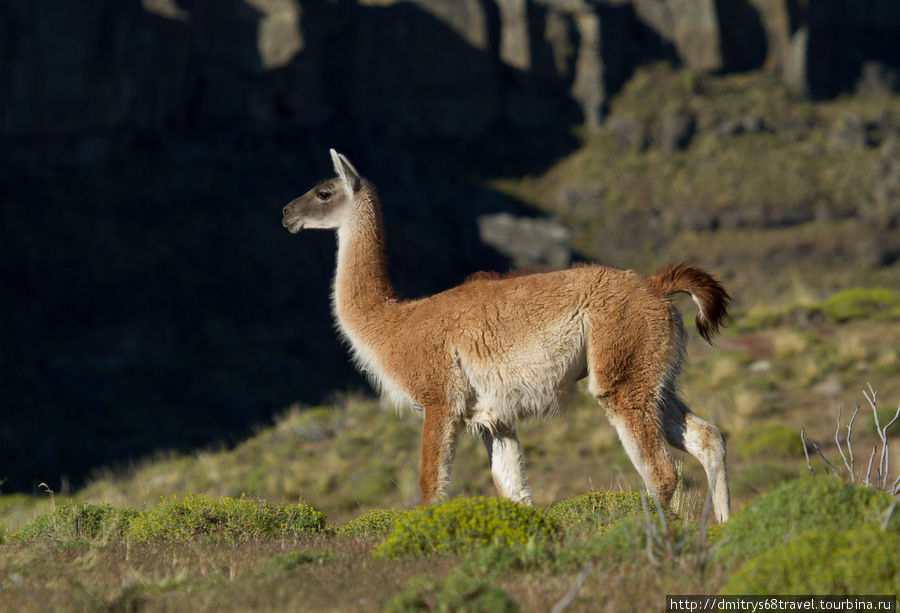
[650,263,730,344]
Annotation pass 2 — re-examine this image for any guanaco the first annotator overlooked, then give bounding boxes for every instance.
[282,150,731,521]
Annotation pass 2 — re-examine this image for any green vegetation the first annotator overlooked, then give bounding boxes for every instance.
[723,525,900,595]
[260,550,337,574]
[732,422,805,459]
[387,573,519,613]
[375,497,559,558]
[735,288,900,333]
[336,507,408,538]
[545,490,645,535]
[820,288,900,323]
[2,478,898,609]
[714,476,896,566]
[3,64,900,611]
[729,463,797,498]
[13,503,138,545]
[126,494,328,543]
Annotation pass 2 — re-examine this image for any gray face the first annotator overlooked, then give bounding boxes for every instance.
[281,178,353,233]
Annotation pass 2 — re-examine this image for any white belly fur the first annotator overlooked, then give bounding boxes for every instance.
[450,316,587,430]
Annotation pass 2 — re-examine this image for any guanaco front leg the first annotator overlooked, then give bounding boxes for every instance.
[481,427,533,505]
[419,405,461,505]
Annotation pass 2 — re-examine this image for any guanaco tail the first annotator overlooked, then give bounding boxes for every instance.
[282,150,732,522]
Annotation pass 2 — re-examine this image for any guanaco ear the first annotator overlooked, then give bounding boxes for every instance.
[330,148,361,192]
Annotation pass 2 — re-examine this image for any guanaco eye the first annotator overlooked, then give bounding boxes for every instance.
[317,191,332,201]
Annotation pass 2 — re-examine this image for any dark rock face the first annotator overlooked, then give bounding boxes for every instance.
[3,0,899,164]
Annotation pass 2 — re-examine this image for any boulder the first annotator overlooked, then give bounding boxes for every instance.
[476,213,572,269]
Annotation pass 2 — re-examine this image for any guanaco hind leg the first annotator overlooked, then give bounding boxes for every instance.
[603,398,679,505]
[660,390,730,522]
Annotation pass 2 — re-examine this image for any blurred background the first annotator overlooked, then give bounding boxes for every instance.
[1,0,899,515]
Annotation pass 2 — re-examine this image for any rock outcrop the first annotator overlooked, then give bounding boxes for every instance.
[2,0,898,164]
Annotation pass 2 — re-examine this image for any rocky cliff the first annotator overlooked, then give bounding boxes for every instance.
[3,0,899,163]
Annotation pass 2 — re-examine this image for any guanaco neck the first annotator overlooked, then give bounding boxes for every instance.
[333,183,397,332]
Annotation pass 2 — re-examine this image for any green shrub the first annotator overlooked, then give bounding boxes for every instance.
[458,511,671,576]
[126,494,327,543]
[723,524,900,594]
[337,508,408,538]
[385,573,518,613]
[374,497,559,559]
[546,490,644,531]
[14,503,138,544]
[819,288,900,323]
[715,476,895,566]
[732,422,805,459]
[560,516,649,566]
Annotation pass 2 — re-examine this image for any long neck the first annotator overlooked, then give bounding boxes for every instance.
[333,184,396,328]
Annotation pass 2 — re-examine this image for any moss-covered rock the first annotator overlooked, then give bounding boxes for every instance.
[126,494,327,543]
[14,503,138,544]
[374,497,559,559]
[723,524,900,594]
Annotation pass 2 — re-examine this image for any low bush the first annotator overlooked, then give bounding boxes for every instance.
[819,288,900,323]
[337,508,408,538]
[14,503,138,544]
[723,524,900,594]
[385,573,519,613]
[715,476,895,566]
[374,497,559,559]
[545,491,644,534]
[126,494,327,543]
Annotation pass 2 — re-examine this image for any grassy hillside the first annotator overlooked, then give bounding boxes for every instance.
[2,65,900,609]
[2,284,897,536]
[491,64,900,301]
[1,475,897,610]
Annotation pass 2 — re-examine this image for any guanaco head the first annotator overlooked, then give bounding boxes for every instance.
[282,149,362,233]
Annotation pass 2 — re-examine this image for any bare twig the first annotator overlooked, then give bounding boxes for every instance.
[835,405,853,481]
[551,559,595,613]
[863,383,900,489]
[807,437,839,476]
[879,404,900,489]
[801,429,814,476]
[865,446,877,488]
[846,404,859,482]
[863,384,887,488]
